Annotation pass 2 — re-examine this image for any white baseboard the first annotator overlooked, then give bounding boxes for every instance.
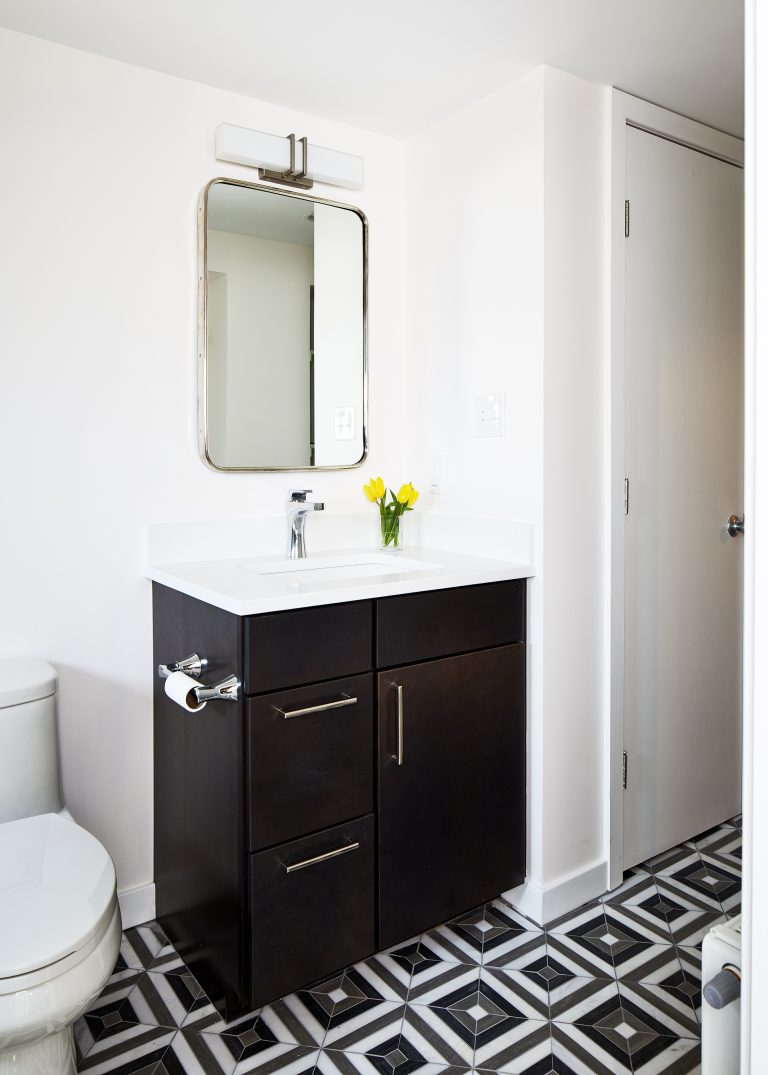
[503,859,609,927]
[115,862,604,938]
[118,882,156,929]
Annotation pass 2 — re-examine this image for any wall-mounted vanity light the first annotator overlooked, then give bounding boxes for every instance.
[215,124,364,191]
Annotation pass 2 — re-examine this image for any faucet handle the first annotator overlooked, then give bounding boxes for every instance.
[289,489,313,503]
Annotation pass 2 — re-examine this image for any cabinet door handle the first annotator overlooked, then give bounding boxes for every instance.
[284,840,360,873]
[275,694,357,719]
[391,683,404,766]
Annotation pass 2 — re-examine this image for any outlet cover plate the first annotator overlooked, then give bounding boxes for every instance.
[474,393,505,437]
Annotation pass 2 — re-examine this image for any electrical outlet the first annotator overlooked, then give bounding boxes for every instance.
[474,393,505,437]
[429,456,441,493]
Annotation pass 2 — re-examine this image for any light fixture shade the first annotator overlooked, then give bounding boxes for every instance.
[215,124,364,190]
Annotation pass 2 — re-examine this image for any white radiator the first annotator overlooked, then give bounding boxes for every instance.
[702,915,742,1075]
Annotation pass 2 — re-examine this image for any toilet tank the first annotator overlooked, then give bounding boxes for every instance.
[0,659,63,823]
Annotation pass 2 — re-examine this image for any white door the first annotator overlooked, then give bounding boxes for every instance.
[623,126,743,869]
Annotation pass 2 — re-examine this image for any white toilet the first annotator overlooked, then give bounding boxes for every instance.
[0,660,121,1074]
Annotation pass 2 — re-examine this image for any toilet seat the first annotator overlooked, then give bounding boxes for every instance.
[0,813,117,992]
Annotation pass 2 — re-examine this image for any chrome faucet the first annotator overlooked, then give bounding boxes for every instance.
[287,489,325,559]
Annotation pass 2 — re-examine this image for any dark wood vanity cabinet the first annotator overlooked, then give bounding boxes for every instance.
[153,579,526,1020]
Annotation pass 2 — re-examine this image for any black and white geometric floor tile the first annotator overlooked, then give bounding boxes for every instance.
[76,816,741,1075]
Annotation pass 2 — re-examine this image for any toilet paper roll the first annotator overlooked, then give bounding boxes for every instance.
[164,670,207,712]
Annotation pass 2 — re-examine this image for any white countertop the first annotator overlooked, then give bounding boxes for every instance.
[145,547,534,615]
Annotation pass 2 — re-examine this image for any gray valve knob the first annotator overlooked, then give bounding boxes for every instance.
[703,967,741,1009]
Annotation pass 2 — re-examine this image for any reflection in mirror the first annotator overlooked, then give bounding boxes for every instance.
[200,179,366,471]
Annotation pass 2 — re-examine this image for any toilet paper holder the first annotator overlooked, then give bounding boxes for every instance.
[158,652,240,704]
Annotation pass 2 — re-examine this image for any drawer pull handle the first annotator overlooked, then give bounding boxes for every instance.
[391,683,404,766]
[276,694,358,719]
[284,841,360,874]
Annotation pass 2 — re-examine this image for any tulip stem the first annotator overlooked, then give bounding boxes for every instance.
[380,498,404,549]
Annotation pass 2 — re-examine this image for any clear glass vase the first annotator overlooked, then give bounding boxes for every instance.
[380,512,404,550]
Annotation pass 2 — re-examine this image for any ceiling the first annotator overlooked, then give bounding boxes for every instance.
[0,0,744,138]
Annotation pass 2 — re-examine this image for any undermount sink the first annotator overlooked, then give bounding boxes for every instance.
[239,553,441,583]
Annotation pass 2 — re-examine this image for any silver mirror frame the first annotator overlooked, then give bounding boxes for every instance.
[197,177,369,472]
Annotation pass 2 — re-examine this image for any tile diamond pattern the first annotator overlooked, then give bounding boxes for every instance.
[76,818,739,1074]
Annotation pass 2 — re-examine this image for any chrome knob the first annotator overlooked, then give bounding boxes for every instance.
[727,514,745,537]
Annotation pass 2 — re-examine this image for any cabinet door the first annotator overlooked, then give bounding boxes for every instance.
[378,645,525,949]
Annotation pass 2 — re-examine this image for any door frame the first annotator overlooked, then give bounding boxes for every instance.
[607,91,744,889]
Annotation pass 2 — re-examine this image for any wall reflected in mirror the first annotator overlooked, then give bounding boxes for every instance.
[200,179,366,470]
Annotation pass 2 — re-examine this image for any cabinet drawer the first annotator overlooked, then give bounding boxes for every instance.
[249,816,374,1008]
[244,601,373,694]
[376,580,525,668]
[247,674,374,851]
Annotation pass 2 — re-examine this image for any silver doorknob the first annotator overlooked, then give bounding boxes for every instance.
[727,514,745,537]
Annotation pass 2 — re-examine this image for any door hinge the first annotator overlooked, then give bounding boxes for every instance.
[624,478,630,515]
[622,751,628,790]
[624,199,630,237]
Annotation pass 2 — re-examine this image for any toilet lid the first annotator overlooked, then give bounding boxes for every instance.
[0,658,57,709]
[0,813,117,979]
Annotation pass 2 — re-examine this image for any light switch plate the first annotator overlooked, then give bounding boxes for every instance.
[474,393,505,437]
[334,406,355,440]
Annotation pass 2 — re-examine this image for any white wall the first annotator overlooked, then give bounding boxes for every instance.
[0,27,407,911]
[404,71,545,527]
[207,229,313,467]
[539,69,608,893]
[0,25,612,928]
[405,66,609,921]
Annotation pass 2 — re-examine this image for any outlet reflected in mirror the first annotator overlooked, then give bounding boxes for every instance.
[199,178,367,471]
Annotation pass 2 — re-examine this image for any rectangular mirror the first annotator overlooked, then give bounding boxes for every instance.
[198,178,367,470]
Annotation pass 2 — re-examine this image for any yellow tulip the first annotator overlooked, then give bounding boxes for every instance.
[407,486,419,506]
[363,477,386,503]
[396,483,411,505]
